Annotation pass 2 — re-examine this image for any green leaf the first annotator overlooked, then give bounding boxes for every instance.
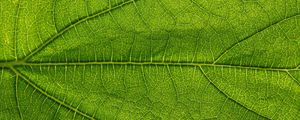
[1,0,300,119]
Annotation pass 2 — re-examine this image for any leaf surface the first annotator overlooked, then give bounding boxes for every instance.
[1,0,300,119]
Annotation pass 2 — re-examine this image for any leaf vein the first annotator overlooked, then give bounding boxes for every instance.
[198,66,270,119]
[10,67,96,120]
[22,0,138,61]
[14,61,295,72]
[213,13,300,64]
[15,75,23,120]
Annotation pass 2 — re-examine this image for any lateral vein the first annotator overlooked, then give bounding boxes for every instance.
[22,0,137,61]
[10,67,96,120]
[198,66,270,119]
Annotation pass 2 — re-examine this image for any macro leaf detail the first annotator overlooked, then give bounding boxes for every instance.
[0,0,300,119]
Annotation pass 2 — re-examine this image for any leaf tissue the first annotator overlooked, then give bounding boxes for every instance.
[0,0,300,119]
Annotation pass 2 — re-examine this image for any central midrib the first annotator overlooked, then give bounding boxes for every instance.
[0,60,297,72]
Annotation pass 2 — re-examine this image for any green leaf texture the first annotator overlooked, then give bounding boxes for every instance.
[1,0,300,119]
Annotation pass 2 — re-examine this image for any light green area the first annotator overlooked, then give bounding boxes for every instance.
[0,0,300,119]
